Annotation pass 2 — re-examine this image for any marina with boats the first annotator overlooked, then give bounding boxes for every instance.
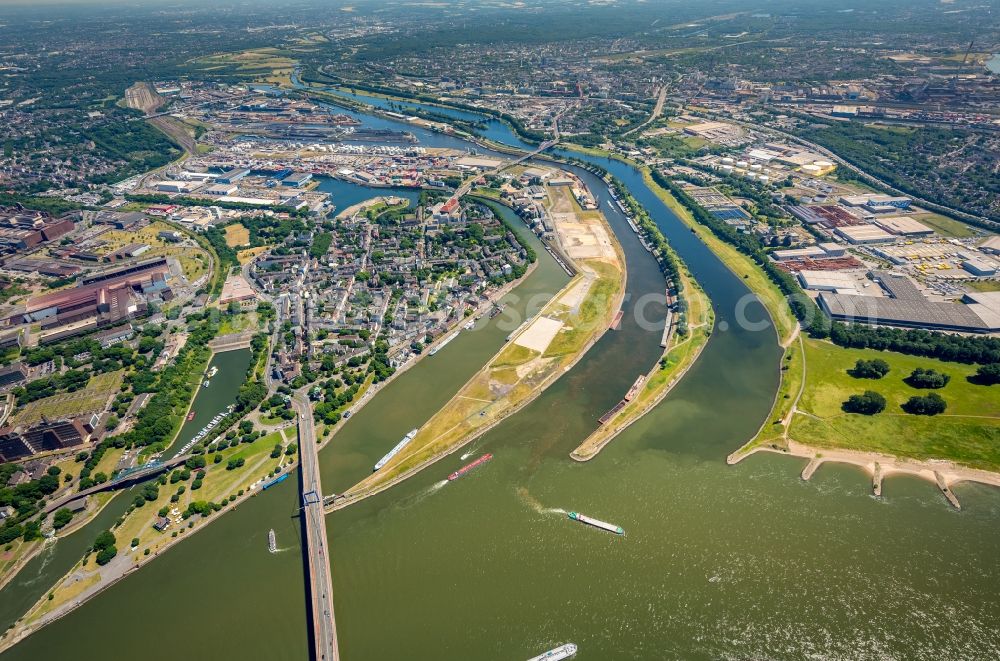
[172,404,236,459]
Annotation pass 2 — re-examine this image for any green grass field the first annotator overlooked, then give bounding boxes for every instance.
[911,212,979,238]
[788,338,1000,470]
[11,370,125,426]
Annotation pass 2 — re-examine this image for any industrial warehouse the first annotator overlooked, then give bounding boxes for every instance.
[817,271,1000,333]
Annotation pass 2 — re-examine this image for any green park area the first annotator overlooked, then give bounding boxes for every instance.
[22,429,296,626]
[781,339,1000,471]
[641,168,797,345]
[10,370,125,427]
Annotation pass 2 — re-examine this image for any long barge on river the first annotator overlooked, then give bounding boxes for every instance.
[373,429,419,471]
[597,374,645,424]
[568,511,624,535]
[527,643,578,660]
[448,453,493,481]
[428,331,459,356]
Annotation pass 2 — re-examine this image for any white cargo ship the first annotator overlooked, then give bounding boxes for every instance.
[528,643,578,660]
[568,511,624,535]
[428,330,460,356]
[373,429,418,471]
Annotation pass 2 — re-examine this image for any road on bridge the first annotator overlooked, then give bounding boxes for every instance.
[294,392,341,661]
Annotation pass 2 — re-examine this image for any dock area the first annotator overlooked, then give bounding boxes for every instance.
[597,374,645,424]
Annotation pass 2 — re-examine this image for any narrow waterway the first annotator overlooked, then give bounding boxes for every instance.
[165,348,253,456]
[4,85,1000,660]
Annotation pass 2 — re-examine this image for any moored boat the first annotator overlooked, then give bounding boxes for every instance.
[374,429,419,471]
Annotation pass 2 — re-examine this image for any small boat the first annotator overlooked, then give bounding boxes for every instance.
[267,529,277,553]
[186,411,196,422]
[528,643,577,661]
[203,380,210,388]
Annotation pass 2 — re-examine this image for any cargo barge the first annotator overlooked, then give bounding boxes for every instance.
[623,374,645,402]
[373,429,418,471]
[448,453,493,481]
[527,643,578,660]
[261,473,288,490]
[428,331,459,356]
[568,511,624,535]
[597,374,645,424]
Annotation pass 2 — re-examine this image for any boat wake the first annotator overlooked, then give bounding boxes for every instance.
[459,444,483,461]
[516,487,566,516]
[21,542,58,586]
[394,480,448,510]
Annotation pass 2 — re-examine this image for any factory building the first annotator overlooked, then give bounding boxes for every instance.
[839,194,912,211]
[798,271,861,293]
[15,257,170,330]
[962,258,998,277]
[0,416,96,462]
[281,172,313,188]
[872,216,934,237]
[155,180,200,194]
[0,363,27,390]
[834,224,896,244]
[818,271,1000,333]
[216,168,251,184]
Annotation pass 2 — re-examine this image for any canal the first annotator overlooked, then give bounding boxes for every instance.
[4,86,1000,660]
[165,348,254,456]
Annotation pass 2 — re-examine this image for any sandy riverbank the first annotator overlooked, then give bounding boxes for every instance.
[728,439,1000,509]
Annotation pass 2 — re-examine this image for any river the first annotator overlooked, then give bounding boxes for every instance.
[3,83,1000,660]
[0,348,252,637]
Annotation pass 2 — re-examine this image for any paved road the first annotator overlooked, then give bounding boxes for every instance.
[454,137,557,199]
[625,83,669,136]
[294,392,341,661]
